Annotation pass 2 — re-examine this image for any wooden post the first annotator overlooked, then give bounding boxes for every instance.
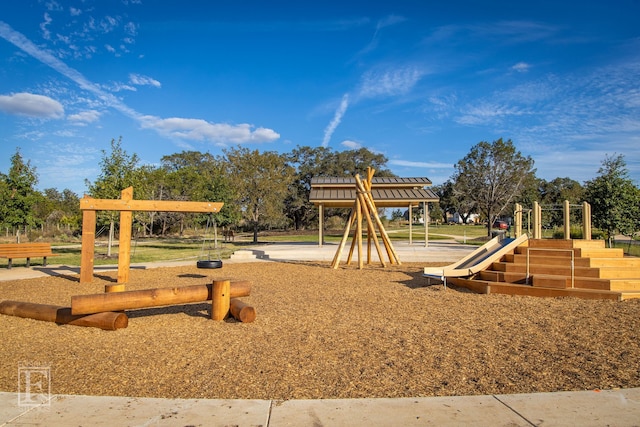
[563,199,571,240]
[229,298,256,323]
[0,300,128,330]
[71,280,251,315]
[117,187,134,285]
[212,279,230,321]
[514,203,523,237]
[424,201,429,247]
[357,190,385,267]
[331,204,356,269]
[533,201,541,239]
[408,204,413,245]
[583,201,592,240]
[80,209,96,283]
[318,203,324,247]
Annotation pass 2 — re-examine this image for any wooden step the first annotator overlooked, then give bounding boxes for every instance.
[508,254,640,268]
[492,262,640,279]
[448,277,633,301]
[530,275,640,291]
[477,270,527,283]
[527,239,605,249]
[578,248,624,258]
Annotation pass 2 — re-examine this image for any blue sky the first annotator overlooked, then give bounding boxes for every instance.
[1,1,639,196]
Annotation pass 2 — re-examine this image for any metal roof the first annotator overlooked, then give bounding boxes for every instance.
[311,176,432,188]
[309,177,438,208]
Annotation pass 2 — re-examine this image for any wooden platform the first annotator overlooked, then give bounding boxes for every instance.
[447,239,640,301]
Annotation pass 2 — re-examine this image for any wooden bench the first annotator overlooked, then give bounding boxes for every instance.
[0,243,59,269]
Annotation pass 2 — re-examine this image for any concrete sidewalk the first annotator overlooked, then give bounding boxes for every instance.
[2,241,639,426]
[2,388,639,426]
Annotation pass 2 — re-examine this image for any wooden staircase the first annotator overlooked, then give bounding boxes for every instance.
[448,239,640,300]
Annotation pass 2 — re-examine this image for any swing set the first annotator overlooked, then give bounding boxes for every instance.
[79,187,224,287]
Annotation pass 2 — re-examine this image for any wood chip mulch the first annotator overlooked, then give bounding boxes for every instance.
[1,261,639,400]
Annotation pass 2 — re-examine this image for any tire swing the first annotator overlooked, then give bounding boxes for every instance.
[197,214,223,269]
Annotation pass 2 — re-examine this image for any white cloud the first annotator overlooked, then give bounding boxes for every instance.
[358,66,424,99]
[140,116,280,144]
[341,139,361,149]
[68,109,101,125]
[0,92,64,118]
[321,93,349,147]
[512,62,531,73]
[129,73,161,88]
[389,159,453,169]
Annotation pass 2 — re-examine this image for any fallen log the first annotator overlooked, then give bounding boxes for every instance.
[230,298,256,323]
[0,300,128,330]
[71,280,251,315]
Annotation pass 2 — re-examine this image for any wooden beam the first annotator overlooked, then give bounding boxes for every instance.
[80,210,96,284]
[118,187,134,285]
[80,197,223,213]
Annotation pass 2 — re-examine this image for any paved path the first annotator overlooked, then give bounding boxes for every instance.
[1,241,639,425]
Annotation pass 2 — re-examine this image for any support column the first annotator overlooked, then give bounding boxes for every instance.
[514,203,522,237]
[409,205,413,245]
[533,201,541,239]
[318,203,324,247]
[424,201,429,247]
[80,209,96,284]
[116,187,134,285]
[583,201,592,240]
[563,199,571,240]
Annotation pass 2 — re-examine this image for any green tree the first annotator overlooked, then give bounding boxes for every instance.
[584,154,639,246]
[0,149,40,241]
[85,137,140,255]
[224,147,295,242]
[160,151,238,235]
[451,138,536,236]
[286,146,395,230]
[538,177,584,228]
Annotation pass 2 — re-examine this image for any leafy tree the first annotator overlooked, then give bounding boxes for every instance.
[286,146,395,230]
[434,180,477,224]
[584,154,639,246]
[538,177,584,228]
[85,137,140,255]
[224,147,295,242]
[451,138,536,236]
[0,149,40,241]
[160,151,238,234]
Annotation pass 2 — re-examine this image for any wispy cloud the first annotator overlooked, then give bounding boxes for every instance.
[0,21,280,146]
[389,159,453,169]
[0,92,64,118]
[358,66,424,99]
[68,109,101,125]
[129,73,161,88]
[511,62,531,73]
[341,139,361,149]
[321,94,349,148]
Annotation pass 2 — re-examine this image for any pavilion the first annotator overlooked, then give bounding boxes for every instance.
[309,176,439,247]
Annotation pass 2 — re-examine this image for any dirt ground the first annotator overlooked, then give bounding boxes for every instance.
[1,261,639,400]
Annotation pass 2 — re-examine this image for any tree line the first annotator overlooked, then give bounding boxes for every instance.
[1,137,638,244]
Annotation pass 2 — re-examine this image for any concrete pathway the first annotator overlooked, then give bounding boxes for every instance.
[1,388,639,426]
[2,241,639,425]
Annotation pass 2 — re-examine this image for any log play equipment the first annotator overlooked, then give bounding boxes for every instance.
[332,167,401,269]
[70,280,251,315]
[79,186,224,286]
[0,300,128,330]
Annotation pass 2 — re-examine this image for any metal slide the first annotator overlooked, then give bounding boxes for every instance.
[423,233,529,286]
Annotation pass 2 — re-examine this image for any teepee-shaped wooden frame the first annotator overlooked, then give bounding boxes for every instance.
[331,167,401,269]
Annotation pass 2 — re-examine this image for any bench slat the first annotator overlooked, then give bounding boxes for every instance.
[0,243,59,269]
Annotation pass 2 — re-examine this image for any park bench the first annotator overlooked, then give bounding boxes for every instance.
[0,243,59,269]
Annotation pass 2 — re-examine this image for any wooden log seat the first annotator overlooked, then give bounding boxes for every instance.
[0,243,59,269]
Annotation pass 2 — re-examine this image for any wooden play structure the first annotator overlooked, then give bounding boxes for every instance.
[426,200,640,300]
[0,278,256,329]
[79,187,223,287]
[331,168,401,269]
[1,188,260,329]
